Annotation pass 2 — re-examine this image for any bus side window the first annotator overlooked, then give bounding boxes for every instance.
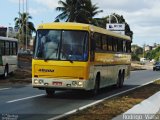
[102,35,107,51]
[13,42,17,55]
[108,36,113,51]
[94,33,102,51]
[123,40,126,53]
[9,42,13,55]
[5,41,9,55]
[126,41,131,53]
[1,41,5,55]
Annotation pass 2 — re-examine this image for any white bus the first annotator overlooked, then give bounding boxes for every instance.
[0,36,18,78]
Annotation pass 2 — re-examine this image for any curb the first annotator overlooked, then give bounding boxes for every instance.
[48,78,160,120]
[113,91,160,120]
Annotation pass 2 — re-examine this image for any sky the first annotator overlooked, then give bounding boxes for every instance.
[0,0,160,46]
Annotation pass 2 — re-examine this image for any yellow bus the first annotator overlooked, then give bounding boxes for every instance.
[32,22,131,96]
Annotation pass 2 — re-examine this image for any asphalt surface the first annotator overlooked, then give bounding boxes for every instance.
[0,70,160,120]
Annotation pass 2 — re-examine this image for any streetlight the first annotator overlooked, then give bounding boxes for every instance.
[109,14,119,24]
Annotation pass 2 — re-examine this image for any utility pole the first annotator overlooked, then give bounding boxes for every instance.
[26,0,28,50]
[19,0,21,47]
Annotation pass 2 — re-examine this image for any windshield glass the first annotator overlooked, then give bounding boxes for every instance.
[34,30,88,61]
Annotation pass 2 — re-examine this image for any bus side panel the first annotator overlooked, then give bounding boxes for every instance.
[0,66,4,75]
[88,64,96,90]
[93,53,131,89]
[2,56,17,73]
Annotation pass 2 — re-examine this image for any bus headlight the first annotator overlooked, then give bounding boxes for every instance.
[34,79,39,84]
[72,81,83,87]
[77,81,83,86]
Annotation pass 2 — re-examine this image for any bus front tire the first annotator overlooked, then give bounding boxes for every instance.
[3,66,8,79]
[46,89,55,97]
[90,74,100,96]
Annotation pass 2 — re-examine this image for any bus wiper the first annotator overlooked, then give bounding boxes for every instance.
[44,56,51,62]
[65,54,73,63]
[67,57,73,63]
[44,58,49,62]
[62,51,73,63]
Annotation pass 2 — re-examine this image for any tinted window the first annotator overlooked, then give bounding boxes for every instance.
[102,35,108,51]
[5,41,9,55]
[94,33,102,51]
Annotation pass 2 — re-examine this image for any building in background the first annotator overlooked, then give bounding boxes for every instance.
[144,45,152,52]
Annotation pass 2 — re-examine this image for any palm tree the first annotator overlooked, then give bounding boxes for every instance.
[55,0,103,23]
[14,12,36,46]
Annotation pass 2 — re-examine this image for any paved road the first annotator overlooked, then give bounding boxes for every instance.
[0,70,160,120]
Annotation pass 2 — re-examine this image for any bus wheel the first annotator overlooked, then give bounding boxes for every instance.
[120,72,124,88]
[45,89,55,97]
[3,66,8,79]
[90,74,100,96]
[117,72,124,88]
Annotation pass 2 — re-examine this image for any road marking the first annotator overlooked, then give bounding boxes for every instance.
[48,78,160,120]
[6,94,45,103]
[0,88,11,91]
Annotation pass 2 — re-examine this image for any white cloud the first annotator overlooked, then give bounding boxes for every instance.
[8,0,160,45]
[33,0,59,9]
[92,0,160,45]
[29,8,47,15]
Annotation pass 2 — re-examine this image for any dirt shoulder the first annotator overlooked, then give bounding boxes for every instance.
[61,80,160,120]
[0,68,31,87]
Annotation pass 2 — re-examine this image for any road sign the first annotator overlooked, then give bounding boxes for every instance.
[106,23,125,35]
[106,24,125,31]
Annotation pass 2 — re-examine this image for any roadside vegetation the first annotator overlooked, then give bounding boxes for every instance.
[131,44,160,62]
[145,46,160,61]
[61,80,160,120]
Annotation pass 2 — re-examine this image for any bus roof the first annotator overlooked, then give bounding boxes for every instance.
[37,22,131,41]
[0,36,18,42]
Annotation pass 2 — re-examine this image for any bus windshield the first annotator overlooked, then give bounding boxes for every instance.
[34,30,89,61]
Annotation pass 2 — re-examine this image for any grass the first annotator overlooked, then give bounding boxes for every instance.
[61,80,160,120]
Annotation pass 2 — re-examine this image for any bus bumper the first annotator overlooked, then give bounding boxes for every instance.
[32,78,93,91]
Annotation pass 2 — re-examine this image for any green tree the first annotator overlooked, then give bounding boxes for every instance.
[145,46,160,61]
[131,45,143,55]
[55,0,102,23]
[131,45,143,61]
[14,12,36,46]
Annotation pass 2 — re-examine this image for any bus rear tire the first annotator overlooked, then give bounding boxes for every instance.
[46,89,55,97]
[117,71,124,88]
[3,66,8,79]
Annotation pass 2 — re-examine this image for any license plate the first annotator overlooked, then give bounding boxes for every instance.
[53,82,62,86]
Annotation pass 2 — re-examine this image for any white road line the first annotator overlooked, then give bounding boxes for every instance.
[48,78,160,120]
[0,88,11,91]
[6,94,45,103]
